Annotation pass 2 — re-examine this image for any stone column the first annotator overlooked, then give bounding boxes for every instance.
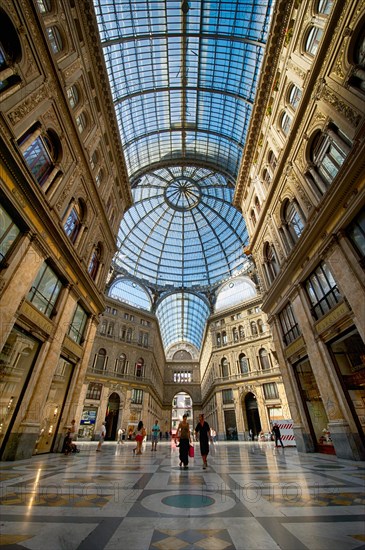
[292,286,364,459]
[0,234,45,352]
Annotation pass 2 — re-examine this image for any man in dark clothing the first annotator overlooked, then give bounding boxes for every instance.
[195,413,211,469]
[272,424,284,448]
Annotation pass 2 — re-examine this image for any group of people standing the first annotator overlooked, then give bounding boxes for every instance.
[175,413,211,470]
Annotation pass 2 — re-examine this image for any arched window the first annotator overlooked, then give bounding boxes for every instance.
[222,331,227,345]
[348,23,365,93]
[221,357,229,378]
[90,149,99,170]
[317,0,333,15]
[126,327,133,343]
[135,358,144,377]
[263,242,279,284]
[268,150,277,170]
[64,200,84,244]
[308,125,351,193]
[283,199,305,244]
[250,209,256,226]
[239,325,245,340]
[36,0,52,14]
[305,26,323,56]
[76,111,87,134]
[257,319,264,334]
[216,332,221,346]
[18,125,61,188]
[263,168,271,186]
[95,348,106,371]
[281,112,292,135]
[259,348,271,370]
[233,327,238,342]
[255,196,261,214]
[116,353,127,374]
[88,243,102,280]
[239,353,249,374]
[288,84,302,110]
[67,85,79,109]
[46,26,63,54]
[96,169,104,187]
[0,8,22,96]
[251,321,258,336]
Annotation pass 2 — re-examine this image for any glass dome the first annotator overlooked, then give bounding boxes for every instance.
[114,166,251,289]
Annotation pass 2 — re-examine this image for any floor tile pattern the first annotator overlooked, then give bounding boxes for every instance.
[0,440,364,549]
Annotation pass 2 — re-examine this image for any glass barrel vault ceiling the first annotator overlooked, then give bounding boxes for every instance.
[93,0,273,352]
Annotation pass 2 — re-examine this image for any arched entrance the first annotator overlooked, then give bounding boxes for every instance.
[105,392,120,440]
[171,392,193,437]
[245,392,261,439]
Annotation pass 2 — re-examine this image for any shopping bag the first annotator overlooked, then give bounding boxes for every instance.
[189,445,194,458]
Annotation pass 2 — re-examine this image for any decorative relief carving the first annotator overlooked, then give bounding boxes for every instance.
[64,59,82,81]
[321,85,362,127]
[8,86,48,125]
[11,188,27,208]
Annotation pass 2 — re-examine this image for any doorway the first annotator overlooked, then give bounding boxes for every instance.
[245,392,262,439]
[105,392,120,440]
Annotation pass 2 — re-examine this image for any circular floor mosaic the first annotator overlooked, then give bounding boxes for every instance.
[142,490,236,516]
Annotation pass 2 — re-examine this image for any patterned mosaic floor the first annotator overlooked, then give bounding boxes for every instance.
[0,440,364,549]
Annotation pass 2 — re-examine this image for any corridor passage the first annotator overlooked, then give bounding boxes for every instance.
[0,440,364,549]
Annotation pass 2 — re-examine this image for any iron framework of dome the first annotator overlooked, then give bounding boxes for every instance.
[94,0,273,351]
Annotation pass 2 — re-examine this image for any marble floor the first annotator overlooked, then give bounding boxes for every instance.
[0,439,364,550]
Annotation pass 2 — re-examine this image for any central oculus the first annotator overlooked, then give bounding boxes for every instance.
[164,178,202,211]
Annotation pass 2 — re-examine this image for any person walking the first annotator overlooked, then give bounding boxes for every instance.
[176,414,191,469]
[195,413,210,469]
[272,423,284,448]
[133,420,146,455]
[117,427,125,444]
[96,422,106,452]
[151,419,160,451]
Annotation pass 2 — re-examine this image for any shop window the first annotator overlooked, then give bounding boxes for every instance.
[239,353,249,374]
[0,8,22,95]
[288,84,302,110]
[263,382,278,399]
[67,85,79,109]
[305,262,341,320]
[222,389,234,404]
[86,382,102,400]
[279,302,301,345]
[27,262,62,317]
[68,303,88,344]
[46,26,63,54]
[346,210,365,268]
[305,26,324,56]
[0,327,40,452]
[259,348,271,370]
[0,204,20,263]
